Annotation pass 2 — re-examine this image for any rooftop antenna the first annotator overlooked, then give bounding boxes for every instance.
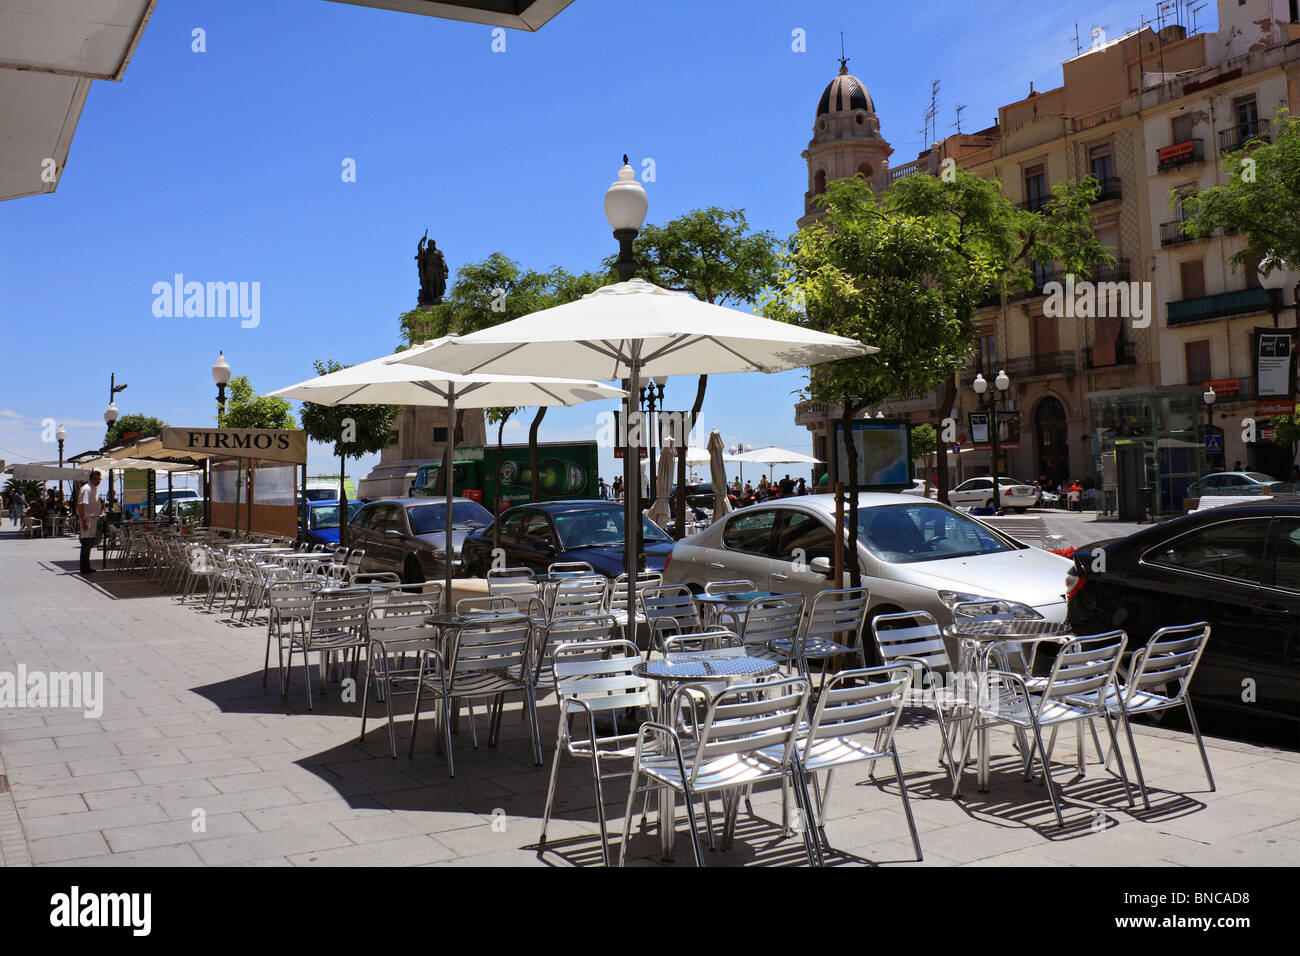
[923,79,940,149]
[1071,23,1082,57]
[1189,2,1206,36]
[951,104,967,135]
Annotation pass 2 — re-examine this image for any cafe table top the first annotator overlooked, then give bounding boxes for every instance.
[634,653,779,683]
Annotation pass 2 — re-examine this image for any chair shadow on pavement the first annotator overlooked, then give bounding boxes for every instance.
[41,559,169,600]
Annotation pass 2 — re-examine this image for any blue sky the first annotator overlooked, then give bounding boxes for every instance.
[0,0,1212,489]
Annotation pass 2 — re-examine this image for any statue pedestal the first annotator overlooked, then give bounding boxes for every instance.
[357,404,486,499]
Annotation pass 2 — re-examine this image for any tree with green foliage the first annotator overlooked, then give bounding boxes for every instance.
[910,423,937,461]
[104,413,166,447]
[222,375,297,429]
[884,168,1111,502]
[1181,110,1300,271]
[401,253,607,503]
[298,360,398,546]
[764,173,1107,584]
[606,208,780,535]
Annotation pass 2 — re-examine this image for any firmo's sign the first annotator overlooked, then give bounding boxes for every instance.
[161,427,307,464]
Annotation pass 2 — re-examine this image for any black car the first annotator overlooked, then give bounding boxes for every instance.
[1066,500,1300,729]
[461,500,674,577]
[348,497,493,583]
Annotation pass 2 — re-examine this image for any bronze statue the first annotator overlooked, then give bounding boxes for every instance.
[416,231,448,307]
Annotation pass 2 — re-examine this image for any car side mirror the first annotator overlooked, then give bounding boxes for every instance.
[809,556,833,576]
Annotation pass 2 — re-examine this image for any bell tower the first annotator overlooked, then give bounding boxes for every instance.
[798,55,894,229]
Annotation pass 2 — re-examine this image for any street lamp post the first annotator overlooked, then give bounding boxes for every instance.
[729,443,753,489]
[605,156,648,576]
[56,424,66,503]
[104,373,126,509]
[1204,384,1218,473]
[641,376,666,512]
[973,369,1011,514]
[213,351,232,425]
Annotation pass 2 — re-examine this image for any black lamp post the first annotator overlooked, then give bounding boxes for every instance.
[213,351,232,426]
[56,424,66,503]
[973,369,1011,514]
[640,376,666,513]
[1203,384,1218,473]
[604,156,648,579]
[104,373,127,509]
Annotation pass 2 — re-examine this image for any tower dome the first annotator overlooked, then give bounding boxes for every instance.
[816,59,875,118]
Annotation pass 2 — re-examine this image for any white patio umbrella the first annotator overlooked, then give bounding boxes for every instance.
[734,445,824,482]
[268,349,625,609]
[389,278,875,635]
[707,430,733,519]
[682,445,741,465]
[648,437,675,529]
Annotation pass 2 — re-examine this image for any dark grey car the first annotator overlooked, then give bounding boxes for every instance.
[348,497,493,583]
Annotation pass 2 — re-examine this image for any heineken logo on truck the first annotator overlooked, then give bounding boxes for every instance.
[500,458,585,493]
[410,441,598,509]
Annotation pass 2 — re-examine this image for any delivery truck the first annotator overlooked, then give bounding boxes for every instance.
[410,440,600,514]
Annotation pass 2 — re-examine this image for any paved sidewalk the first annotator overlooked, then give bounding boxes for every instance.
[1,533,1297,867]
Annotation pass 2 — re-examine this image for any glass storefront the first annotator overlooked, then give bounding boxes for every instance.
[1090,390,1208,517]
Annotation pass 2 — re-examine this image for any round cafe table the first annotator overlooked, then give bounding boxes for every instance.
[633,652,780,861]
[944,619,1075,794]
[692,589,776,628]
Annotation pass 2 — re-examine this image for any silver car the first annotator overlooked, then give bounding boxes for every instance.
[662,493,1072,646]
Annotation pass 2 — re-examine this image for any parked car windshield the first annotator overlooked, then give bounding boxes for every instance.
[857,503,1014,564]
[302,488,338,502]
[552,508,671,549]
[309,502,362,530]
[406,501,493,535]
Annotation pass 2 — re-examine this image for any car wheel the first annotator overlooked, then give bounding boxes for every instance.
[402,558,425,585]
[1013,507,1028,514]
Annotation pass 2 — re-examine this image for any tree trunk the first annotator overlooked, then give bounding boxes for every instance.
[494,414,508,551]
[528,407,547,502]
[936,378,958,505]
[841,394,864,590]
[674,374,707,540]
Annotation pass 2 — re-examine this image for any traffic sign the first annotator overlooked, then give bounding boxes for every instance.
[1204,435,1224,455]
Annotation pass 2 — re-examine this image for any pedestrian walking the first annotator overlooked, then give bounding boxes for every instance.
[77,470,105,576]
[8,489,25,527]
[598,476,608,500]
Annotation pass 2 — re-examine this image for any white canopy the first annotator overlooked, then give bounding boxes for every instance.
[389,279,875,380]
[268,346,626,609]
[8,463,88,482]
[682,446,741,465]
[733,446,823,466]
[388,279,874,633]
[268,343,625,407]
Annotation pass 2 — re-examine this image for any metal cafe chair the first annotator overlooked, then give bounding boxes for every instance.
[534,614,620,695]
[550,575,609,622]
[408,614,542,776]
[795,665,922,860]
[263,579,323,689]
[361,599,440,758]
[605,571,660,636]
[282,588,373,710]
[548,561,594,575]
[1077,622,1215,810]
[617,675,819,867]
[954,630,1136,827]
[487,567,544,617]
[871,610,975,790]
[539,639,653,866]
[734,593,806,667]
[702,579,758,628]
[775,586,870,691]
[642,585,704,658]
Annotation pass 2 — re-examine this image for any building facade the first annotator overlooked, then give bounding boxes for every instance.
[795,0,1300,515]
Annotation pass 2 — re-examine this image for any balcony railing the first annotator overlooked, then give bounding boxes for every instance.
[1092,176,1123,203]
[1008,270,1061,302]
[1218,121,1270,154]
[1156,138,1205,173]
[1017,194,1050,213]
[1187,376,1258,403]
[1005,352,1077,378]
[1160,219,1203,247]
[1091,258,1133,284]
[1005,260,1131,302]
[1167,287,1272,326]
[1085,341,1138,370]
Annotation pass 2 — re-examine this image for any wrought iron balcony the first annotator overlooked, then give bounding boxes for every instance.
[1017,194,1050,213]
[1004,352,1078,379]
[1218,121,1270,154]
[1084,341,1138,370]
[1167,288,1272,326]
[1091,176,1123,203]
[1160,219,1203,247]
[1156,138,1205,173]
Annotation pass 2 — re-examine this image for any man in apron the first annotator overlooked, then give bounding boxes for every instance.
[77,470,105,575]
